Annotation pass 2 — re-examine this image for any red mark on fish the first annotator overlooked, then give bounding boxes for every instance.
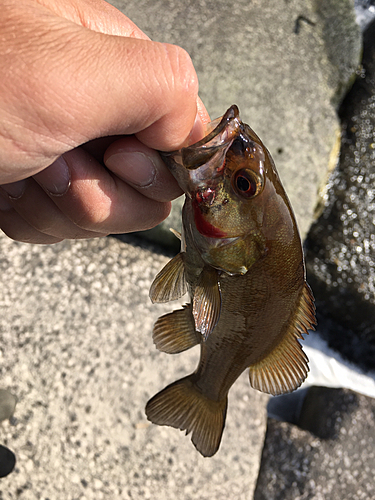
[193,200,227,238]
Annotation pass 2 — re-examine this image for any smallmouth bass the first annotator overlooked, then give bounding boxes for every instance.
[146,105,316,457]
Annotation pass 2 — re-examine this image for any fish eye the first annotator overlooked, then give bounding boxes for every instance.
[232,168,263,198]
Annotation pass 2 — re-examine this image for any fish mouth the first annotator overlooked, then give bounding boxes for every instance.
[181,105,241,171]
[159,105,242,194]
[160,105,260,241]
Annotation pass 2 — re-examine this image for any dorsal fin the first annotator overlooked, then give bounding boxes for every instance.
[249,283,316,396]
[192,266,221,341]
[149,252,187,303]
[153,304,200,354]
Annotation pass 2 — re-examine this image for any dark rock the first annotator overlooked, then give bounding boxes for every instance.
[0,445,16,478]
[305,20,375,371]
[254,387,375,500]
[267,388,309,425]
[298,386,363,438]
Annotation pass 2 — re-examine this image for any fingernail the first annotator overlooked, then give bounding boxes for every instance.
[0,193,12,210]
[34,156,71,195]
[1,180,26,199]
[105,152,156,187]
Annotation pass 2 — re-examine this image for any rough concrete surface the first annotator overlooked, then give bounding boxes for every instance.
[0,233,268,499]
[114,0,361,243]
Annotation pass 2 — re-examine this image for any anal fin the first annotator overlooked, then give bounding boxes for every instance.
[153,304,200,354]
[249,282,316,396]
[146,375,228,457]
[149,252,187,303]
[193,267,221,341]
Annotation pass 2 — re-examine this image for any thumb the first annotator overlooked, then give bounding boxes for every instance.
[0,2,201,181]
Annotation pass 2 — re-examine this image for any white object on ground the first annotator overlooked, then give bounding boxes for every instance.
[301,331,375,398]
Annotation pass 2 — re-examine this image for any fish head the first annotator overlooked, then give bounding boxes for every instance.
[161,105,296,275]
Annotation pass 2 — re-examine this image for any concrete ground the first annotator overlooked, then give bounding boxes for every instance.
[0,233,268,499]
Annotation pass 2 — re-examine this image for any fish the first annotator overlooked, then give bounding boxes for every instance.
[146,105,316,457]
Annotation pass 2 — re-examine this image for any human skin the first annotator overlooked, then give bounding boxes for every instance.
[0,0,210,243]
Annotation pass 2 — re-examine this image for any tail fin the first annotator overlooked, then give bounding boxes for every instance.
[145,376,228,457]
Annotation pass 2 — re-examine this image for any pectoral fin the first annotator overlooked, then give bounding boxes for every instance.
[153,304,200,354]
[149,252,187,303]
[249,283,316,396]
[193,267,221,341]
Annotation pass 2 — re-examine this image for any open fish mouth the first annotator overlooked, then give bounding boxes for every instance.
[160,105,242,195]
[181,105,241,171]
[161,106,246,240]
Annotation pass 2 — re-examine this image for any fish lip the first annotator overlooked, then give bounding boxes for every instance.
[181,105,240,169]
[158,105,242,194]
[181,105,241,172]
[161,104,240,164]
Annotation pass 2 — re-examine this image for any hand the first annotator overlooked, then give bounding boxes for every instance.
[0,0,210,243]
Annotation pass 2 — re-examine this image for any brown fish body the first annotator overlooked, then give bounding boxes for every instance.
[190,251,306,402]
[146,106,315,457]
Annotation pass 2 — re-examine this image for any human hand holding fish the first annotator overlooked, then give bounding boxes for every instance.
[147,106,316,457]
[0,0,209,243]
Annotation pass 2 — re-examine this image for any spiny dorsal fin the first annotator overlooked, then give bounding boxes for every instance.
[145,375,228,457]
[149,252,187,303]
[193,267,221,341]
[249,282,316,396]
[153,304,200,354]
